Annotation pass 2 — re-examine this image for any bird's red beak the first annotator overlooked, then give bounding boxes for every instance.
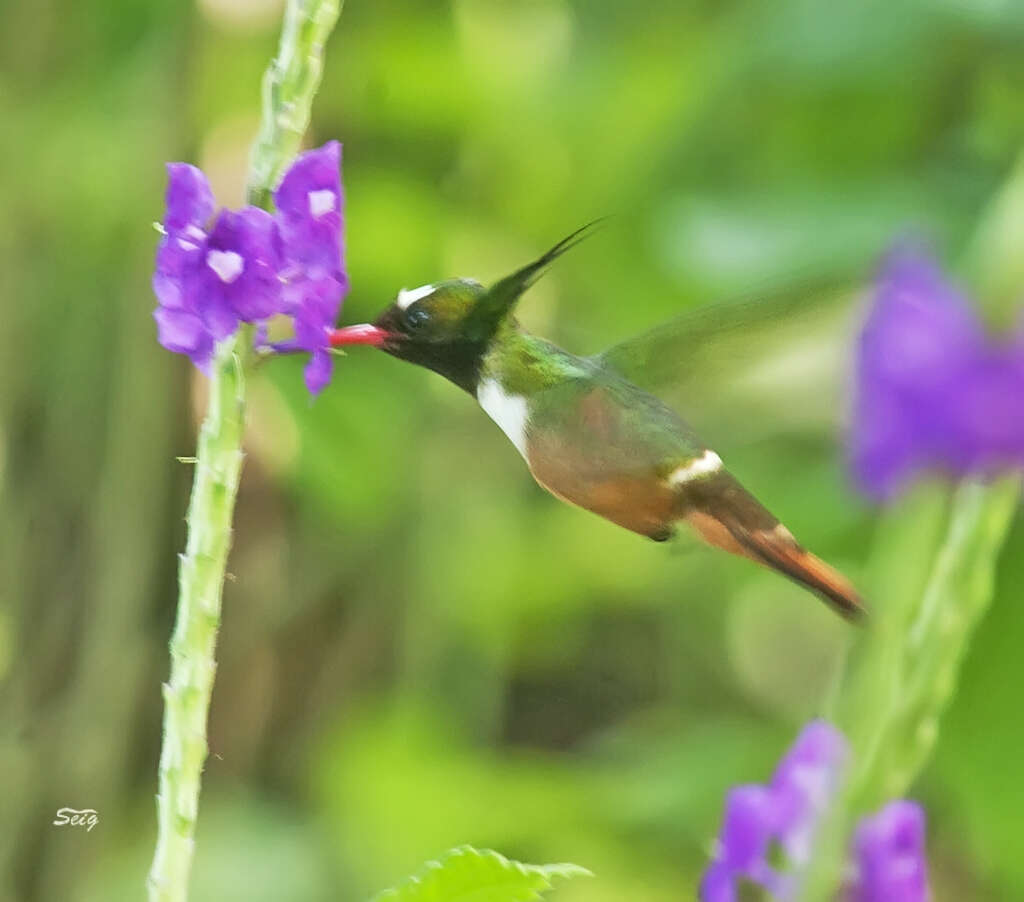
[328,324,392,347]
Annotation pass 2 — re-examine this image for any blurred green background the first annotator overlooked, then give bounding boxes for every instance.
[2,0,1024,899]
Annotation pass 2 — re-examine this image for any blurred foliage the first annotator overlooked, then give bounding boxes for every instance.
[1,0,1024,900]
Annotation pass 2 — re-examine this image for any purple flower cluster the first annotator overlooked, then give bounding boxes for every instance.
[152,142,348,394]
[700,721,930,902]
[852,247,1024,499]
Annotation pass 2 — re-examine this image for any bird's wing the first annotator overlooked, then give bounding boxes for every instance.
[594,277,864,444]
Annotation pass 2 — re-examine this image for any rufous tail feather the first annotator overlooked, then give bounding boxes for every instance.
[684,476,866,622]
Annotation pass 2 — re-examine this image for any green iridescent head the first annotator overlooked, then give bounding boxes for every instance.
[371,279,500,391]
[329,222,602,392]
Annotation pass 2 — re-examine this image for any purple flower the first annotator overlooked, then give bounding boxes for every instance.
[152,164,218,371]
[274,140,345,278]
[851,246,1024,499]
[700,721,848,902]
[272,141,349,394]
[201,208,283,338]
[152,143,348,393]
[845,802,930,902]
[700,721,931,902]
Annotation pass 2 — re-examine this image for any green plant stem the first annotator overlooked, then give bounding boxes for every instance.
[802,477,1020,901]
[147,2,341,899]
[147,334,247,902]
[247,0,342,208]
[871,477,1020,802]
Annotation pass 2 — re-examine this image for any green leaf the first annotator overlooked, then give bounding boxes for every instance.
[371,846,591,902]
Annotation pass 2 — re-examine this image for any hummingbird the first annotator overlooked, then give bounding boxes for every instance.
[329,225,865,621]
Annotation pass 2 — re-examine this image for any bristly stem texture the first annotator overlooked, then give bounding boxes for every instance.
[247,0,342,209]
[147,3,341,900]
[147,336,247,902]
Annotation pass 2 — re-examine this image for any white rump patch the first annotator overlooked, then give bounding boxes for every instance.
[668,450,722,486]
[206,249,244,284]
[307,188,336,218]
[396,284,435,310]
[477,378,528,459]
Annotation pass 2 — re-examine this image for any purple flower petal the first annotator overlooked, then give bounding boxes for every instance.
[200,207,283,331]
[282,265,347,396]
[700,720,851,900]
[700,722,932,901]
[771,721,849,867]
[288,276,343,347]
[153,235,204,311]
[164,163,215,234]
[850,245,1015,499]
[717,786,775,871]
[846,801,930,902]
[154,306,213,372]
[852,247,980,497]
[153,167,213,336]
[291,281,343,396]
[699,786,774,902]
[274,141,345,276]
[154,205,285,347]
[699,722,848,902]
[952,348,1024,469]
[304,347,333,395]
[699,863,737,902]
[154,305,205,352]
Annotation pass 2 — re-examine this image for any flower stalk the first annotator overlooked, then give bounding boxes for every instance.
[147,332,247,902]
[801,477,1019,901]
[147,2,342,899]
[868,476,1020,803]
[247,0,342,209]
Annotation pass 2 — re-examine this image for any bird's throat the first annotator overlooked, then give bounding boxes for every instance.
[476,377,529,459]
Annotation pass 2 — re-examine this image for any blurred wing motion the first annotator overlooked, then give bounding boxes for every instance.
[594,276,864,442]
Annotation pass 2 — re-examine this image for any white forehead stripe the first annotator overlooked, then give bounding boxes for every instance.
[477,378,528,459]
[668,450,722,485]
[397,284,435,310]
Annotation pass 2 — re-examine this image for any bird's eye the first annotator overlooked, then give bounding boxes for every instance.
[404,306,430,330]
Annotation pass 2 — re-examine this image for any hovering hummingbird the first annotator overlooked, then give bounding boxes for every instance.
[329,225,865,621]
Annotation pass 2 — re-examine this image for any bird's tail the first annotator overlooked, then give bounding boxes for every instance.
[683,474,866,623]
